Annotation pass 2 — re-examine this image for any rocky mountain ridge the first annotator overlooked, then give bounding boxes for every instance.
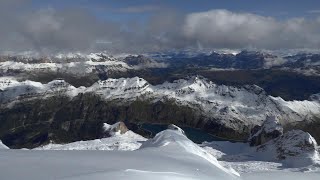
[0,76,319,148]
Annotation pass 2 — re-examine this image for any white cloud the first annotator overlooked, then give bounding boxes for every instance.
[1,3,320,53]
[182,9,320,49]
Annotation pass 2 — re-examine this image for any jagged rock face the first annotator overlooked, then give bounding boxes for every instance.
[249,116,283,146]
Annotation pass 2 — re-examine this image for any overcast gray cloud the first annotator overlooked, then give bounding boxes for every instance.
[0,1,320,54]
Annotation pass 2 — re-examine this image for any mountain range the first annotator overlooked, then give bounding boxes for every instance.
[0,75,319,148]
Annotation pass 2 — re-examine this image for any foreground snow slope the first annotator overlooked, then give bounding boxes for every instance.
[1,128,320,179]
[0,128,238,180]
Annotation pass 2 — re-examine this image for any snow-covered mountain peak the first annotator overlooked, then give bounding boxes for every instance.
[87,77,151,100]
[87,52,117,62]
[92,77,149,90]
[157,76,211,92]
[0,78,81,104]
[47,79,73,89]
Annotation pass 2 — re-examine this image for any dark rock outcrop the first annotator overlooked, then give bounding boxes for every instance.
[249,116,283,146]
[103,121,129,137]
[257,130,319,167]
[124,55,154,66]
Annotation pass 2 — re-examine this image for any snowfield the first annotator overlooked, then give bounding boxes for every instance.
[1,128,239,180]
[1,126,320,179]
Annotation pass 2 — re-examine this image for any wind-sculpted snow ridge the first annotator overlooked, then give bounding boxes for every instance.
[1,76,320,127]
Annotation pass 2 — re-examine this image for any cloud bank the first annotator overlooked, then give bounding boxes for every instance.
[0,1,319,53]
[183,10,320,50]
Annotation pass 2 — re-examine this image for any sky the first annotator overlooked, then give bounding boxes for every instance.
[1,0,320,53]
